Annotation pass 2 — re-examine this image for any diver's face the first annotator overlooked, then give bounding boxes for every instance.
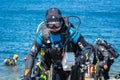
[46,21,62,32]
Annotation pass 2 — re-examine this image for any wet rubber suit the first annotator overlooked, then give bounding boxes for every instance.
[23,20,93,80]
[93,44,114,80]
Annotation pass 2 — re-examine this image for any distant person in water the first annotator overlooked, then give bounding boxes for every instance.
[4,54,19,66]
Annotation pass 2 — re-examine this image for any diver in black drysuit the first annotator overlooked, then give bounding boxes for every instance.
[92,38,119,80]
[23,7,93,80]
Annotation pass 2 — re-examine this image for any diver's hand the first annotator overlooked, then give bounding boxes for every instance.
[23,69,31,80]
[103,64,108,70]
[90,66,94,74]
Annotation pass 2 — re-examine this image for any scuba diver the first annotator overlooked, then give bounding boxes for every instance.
[4,54,19,66]
[23,7,93,80]
[92,38,119,80]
